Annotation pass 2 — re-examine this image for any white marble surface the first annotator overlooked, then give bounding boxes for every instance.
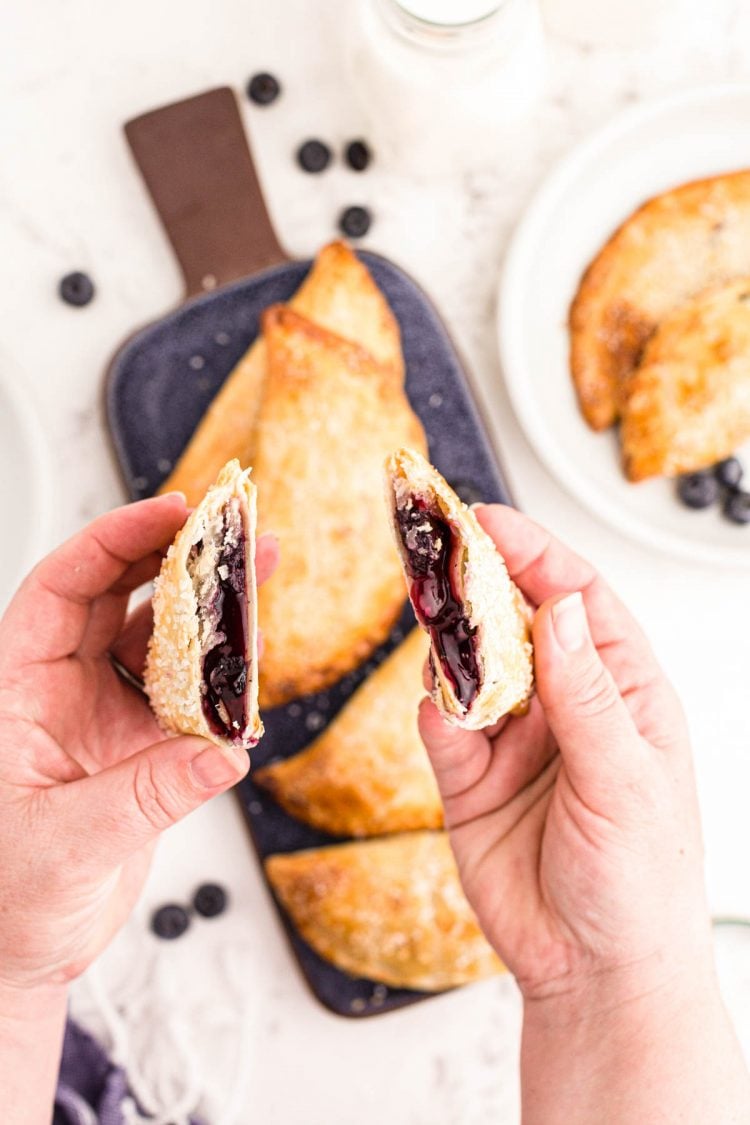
[3,1,750,1121]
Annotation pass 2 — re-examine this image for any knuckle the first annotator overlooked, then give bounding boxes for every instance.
[569,660,621,718]
[132,756,180,832]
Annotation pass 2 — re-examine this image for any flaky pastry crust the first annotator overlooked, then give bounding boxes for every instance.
[570,170,750,431]
[620,277,750,480]
[159,242,404,505]
[265,831,504,991]
[255,310,427,709]
[255,629,442,836]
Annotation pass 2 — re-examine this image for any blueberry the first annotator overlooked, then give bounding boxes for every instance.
[151,904,190,940]
[344,139,371,172]
[714,456,744,490]
[296,139,332,174]
[450,480,484,507]
[338,205,372,239]
[246,72,281,106]
[193,883,228,918]
[723,490,750,525]
[58,271,95,307]
[676,471,720,510]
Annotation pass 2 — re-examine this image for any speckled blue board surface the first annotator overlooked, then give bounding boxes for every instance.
[106,251,514,1017]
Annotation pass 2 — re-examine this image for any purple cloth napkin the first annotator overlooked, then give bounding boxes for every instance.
[54,1018,204,1125]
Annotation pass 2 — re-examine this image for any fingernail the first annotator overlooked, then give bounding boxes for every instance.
[160,490,187,503]
[551,592,588,653]
[189,744,245,789]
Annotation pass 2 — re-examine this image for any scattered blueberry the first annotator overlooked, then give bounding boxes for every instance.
[714,456,744,490]
[296,139,332,174]
[338,205,372,239]
[344,139,371,172]
[724,489,750,525]
[58,271,95,307]
[193,883,228,919]
[246,72,281,106]
[151,904,190,940]
[450,480,484,507]
[676,470,720,510]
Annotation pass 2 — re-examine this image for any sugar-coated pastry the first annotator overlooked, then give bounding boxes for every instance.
[159,242,405,505]
[255,629,442,836]
[620,278,750,480]
[570,170,750,431]
[144,459,262,751]
[385,449,533,730]
[254,309,427,709]
[265,832,504,991]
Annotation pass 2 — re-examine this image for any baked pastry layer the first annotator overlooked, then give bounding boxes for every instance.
[255,628,442,836]
[570,170,750,431]
[254,309,427,708]
[385,448,533,730]
[620,277,750,480]
[159,242,404,505]
[265,831,503,991]
[144,459,262,751]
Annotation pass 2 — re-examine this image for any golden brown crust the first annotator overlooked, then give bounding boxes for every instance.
[255,629,442,836]
[385,449,533,730]
[265,832,504,991]
[144,459,262,751]
[620,278,750,480]
[570,170,750,431]
[159,242,404,505]
[255,311,427,708]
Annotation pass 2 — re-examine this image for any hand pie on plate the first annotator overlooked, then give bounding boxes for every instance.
[265,831,503,991]
[570,170,750,431]
[621,278,750,480]
[160,242,404,505]
[255,628,442,836]
[254,309,427,708]
[144,459,262,751]
[385,449,533,730]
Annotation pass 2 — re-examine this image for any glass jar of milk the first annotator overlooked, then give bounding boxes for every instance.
[345,0,546,176]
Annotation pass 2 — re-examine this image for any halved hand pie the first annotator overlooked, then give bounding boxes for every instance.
[265,831,503,991]
[385,448,533,730]
[144,459,262,752]
[255,628,442,837]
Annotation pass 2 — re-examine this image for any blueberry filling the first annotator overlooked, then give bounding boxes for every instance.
[395,498,481,710]
[195,510,249,741]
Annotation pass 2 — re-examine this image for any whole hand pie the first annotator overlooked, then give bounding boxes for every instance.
[254,309,427,708]
[620,278,750,480]
[385,449,533,730]
[570,170,750,431]
[255,628,442,837]
[144,459,262,751]
[159,242,405,506]
[265,831,503,991]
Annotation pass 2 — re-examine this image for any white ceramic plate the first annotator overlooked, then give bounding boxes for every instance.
[0,368,52,610]
[498,84,750,567]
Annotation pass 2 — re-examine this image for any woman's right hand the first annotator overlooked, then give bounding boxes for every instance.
[419,505,750,1124]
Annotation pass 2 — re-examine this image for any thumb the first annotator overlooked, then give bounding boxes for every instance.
[56,735,249,870]
[533,591,647,803]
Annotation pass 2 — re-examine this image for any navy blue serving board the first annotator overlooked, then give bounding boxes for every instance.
[107,88,513,1019]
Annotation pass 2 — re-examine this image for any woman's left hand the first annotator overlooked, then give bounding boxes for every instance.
[0,493,277,991]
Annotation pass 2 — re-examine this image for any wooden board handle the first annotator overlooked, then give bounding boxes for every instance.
[124,87,288,298]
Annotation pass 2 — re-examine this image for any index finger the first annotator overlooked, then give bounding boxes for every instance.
[0,493,188,664]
